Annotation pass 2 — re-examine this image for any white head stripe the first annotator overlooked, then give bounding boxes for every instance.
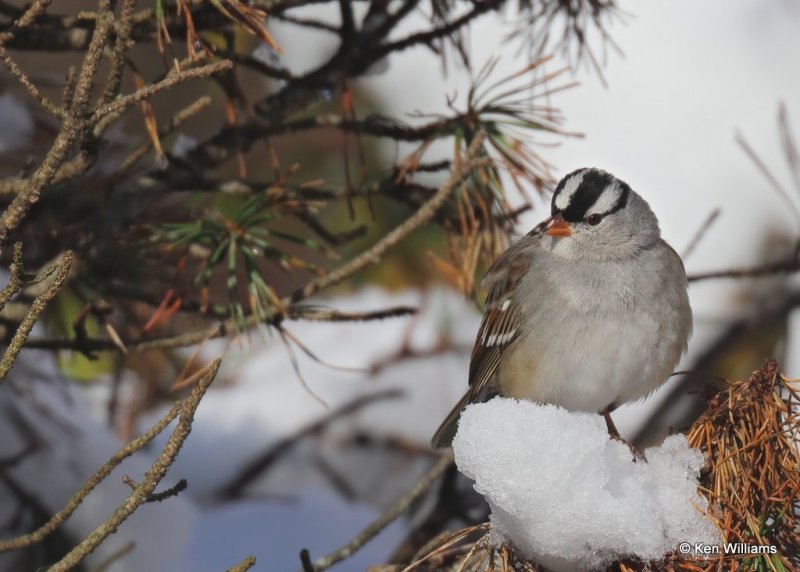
[554,171,585,210]
[585,181,622,216]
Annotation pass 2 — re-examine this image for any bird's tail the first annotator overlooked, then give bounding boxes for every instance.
[431,391,474,449]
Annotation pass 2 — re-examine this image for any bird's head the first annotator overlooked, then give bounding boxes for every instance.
[544,168,660,261]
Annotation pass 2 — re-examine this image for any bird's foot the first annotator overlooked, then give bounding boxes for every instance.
[602,406,644,462]
[610,433,644,462]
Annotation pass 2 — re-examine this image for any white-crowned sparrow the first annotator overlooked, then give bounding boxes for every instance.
[432,168,692,448]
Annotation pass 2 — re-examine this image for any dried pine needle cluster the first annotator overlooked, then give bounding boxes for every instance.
[395,360,800,572]
[369,524,544,572]
[683,359,800,571]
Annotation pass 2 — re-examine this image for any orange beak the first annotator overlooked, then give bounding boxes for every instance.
[545,216,572,237]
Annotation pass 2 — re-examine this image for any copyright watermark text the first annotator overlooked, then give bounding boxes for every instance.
[678,542,777,556]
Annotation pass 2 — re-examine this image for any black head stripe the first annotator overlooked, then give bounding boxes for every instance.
[550,168,584,214]
[614,180,631,213]
[561,169,614,222]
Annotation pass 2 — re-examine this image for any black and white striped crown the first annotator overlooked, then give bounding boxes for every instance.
[551,168,632,223]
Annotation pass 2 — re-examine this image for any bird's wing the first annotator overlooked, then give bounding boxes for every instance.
[430,233,540,448]
[467,237,535,393]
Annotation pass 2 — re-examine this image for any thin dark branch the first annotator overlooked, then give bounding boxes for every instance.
[208,46,296,80]
[0,250,73,383]
[377,0,501,58]
[0,400,183,552]
[47,360,221,571]
[217,389,402,500]
[300,549,315,572]
[681,208,720,261]
[122,476,189,503]
[301,451,454,572]
[90,60,233,123]
[338,0,356,41]
[146,478,188,503]
[274,12,339,33]
[736,129,800,224]
[291,305,417,322]
[90,541,136,572]
[687,254,800,282]
[289,133,488,304]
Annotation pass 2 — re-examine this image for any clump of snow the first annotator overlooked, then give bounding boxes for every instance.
[452,398,721,571]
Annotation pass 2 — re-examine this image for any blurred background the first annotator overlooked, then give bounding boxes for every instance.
[1,1,799,570]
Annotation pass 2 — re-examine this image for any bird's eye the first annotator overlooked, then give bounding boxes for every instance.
[586,213,604,226]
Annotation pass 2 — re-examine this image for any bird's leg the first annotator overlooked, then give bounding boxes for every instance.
[601,406,642,461]
[602,406,622,441]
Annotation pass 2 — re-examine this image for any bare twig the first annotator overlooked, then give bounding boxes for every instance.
[0,154,93,197]
[274,13,338,33]
[47,359,222,571]
[300,549,315,572]
[217,389,403,500]
[0,242,26,311]
[122,476,188,503]
[736,129,800,224]
[338,0,355,41]
[687,254,800,282]
[91,60,233,123]
[292,305,417,322]
[368,336,467,376]
[681,208,720,261]
[90,541,135,572]
[16,304,416,351]
[377,0,501,58]
[301,450,455,572]
[0,249,73,383]
[0,0,113,243]
[0,0,53,48]
[0,44,64,118]
[98,0,137,106]
[0,400,182,552]
[289,132,488,304]
[146,479,188,502]
[778,103,800,193]
[226,555,257,572]
[0,0,52,35]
